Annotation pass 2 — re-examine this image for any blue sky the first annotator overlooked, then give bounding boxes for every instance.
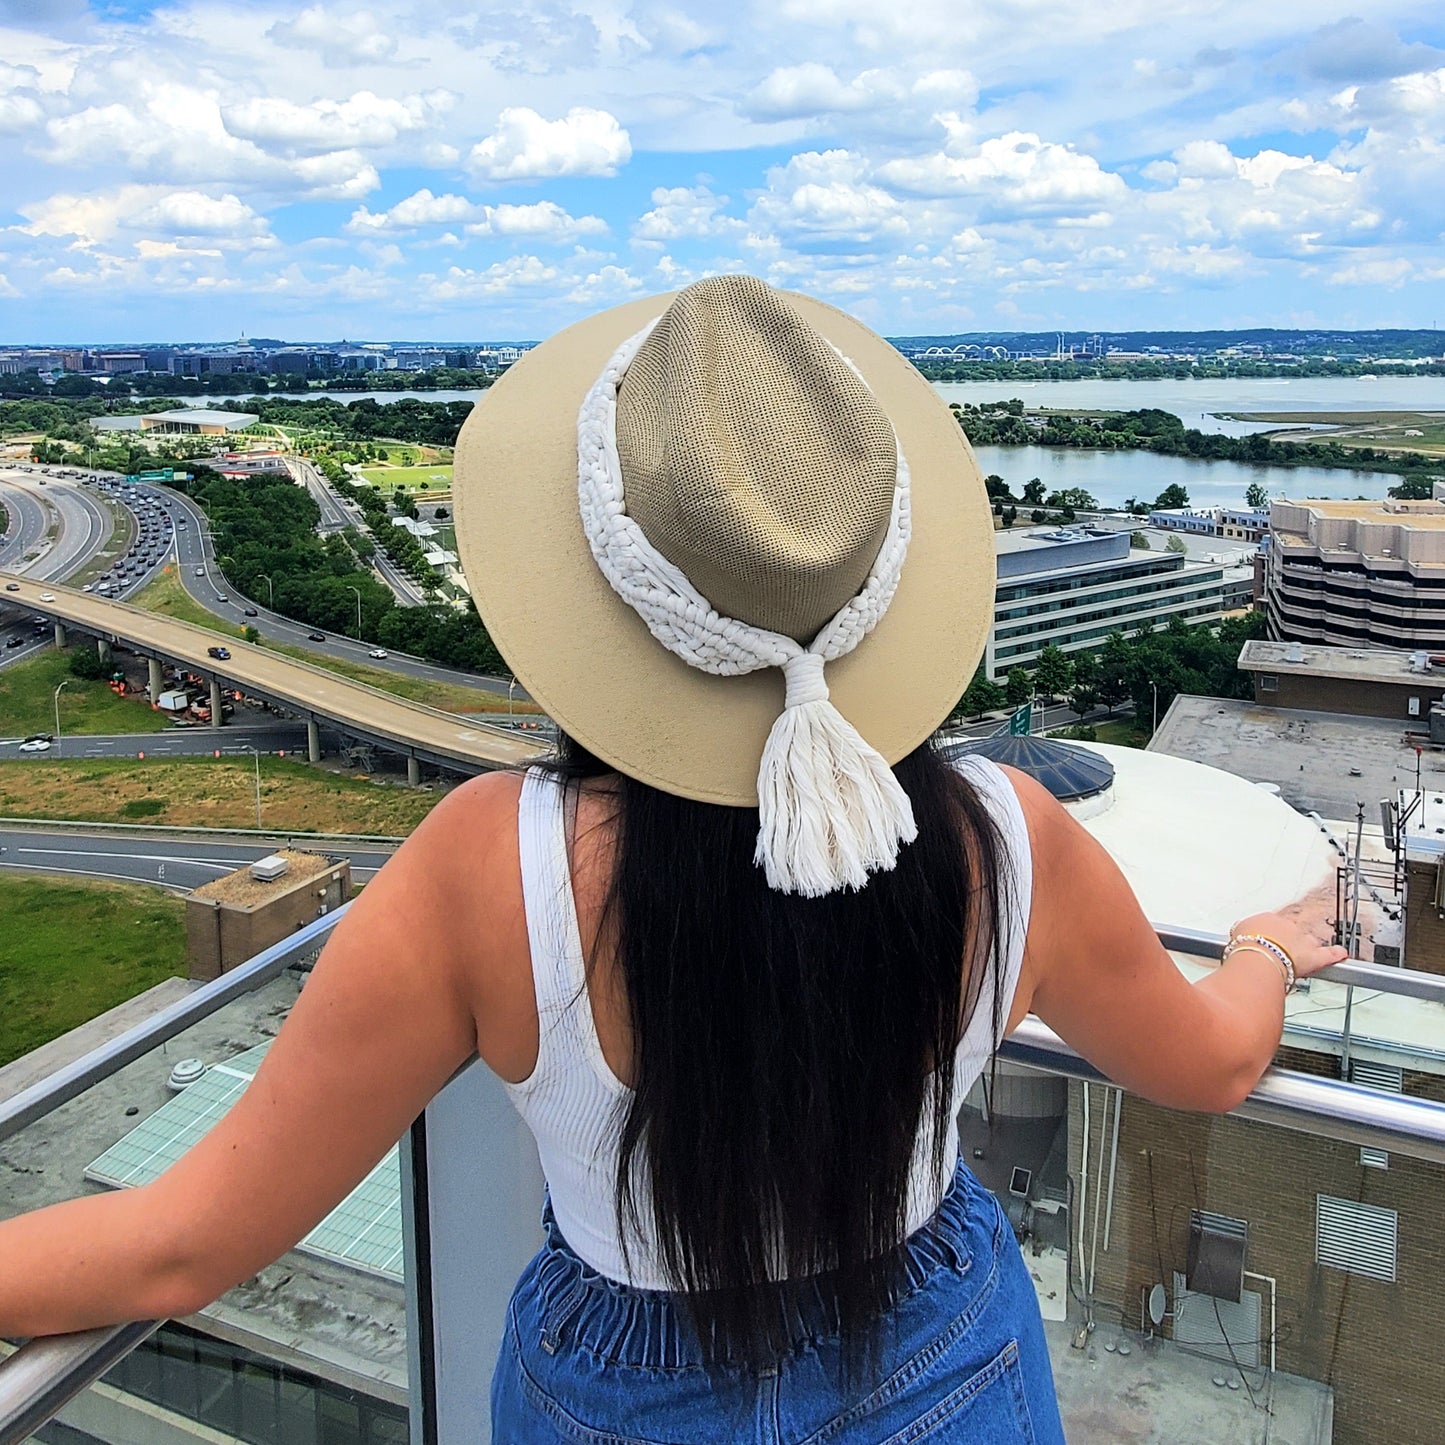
[1,0,1444,341]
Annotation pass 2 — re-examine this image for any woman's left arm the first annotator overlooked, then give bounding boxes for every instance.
[0,773,514,1338]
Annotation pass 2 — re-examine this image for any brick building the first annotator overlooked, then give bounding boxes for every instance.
[1237,638,1445,721]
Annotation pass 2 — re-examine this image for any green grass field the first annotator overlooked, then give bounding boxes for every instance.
[0,649,170,738]
[0,874,187,1067]
[356,464,454,492]
[0,754,442,832]
[131,565,245,638]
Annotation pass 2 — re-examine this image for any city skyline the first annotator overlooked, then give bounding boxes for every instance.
[2,2,1444,340]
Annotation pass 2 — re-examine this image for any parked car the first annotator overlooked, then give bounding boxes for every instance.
[207,646,231,660]
[307,631,325,641]
[367,648,389,659]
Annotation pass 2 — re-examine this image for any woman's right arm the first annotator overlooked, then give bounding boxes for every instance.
[1003,766,1346,1114]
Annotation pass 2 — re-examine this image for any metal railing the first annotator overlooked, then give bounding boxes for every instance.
[4,915,1445,1443]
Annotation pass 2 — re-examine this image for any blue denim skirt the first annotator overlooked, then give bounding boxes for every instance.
[490,1164,1065,1443]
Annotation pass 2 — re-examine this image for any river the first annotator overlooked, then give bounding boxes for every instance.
[270,375,1445,512]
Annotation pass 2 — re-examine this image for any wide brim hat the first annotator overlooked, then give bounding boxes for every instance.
[453,283,994,808]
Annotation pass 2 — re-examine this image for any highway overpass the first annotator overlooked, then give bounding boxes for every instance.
[0,573,547,780]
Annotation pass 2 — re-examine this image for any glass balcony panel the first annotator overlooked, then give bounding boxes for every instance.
[0,916,412,1444]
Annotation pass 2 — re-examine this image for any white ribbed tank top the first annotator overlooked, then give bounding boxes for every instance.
[503,755,1033,1289]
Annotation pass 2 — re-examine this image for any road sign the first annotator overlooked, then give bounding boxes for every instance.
[1008,704,1032,736]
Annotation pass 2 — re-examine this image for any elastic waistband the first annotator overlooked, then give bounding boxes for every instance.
[530,1162,999,1370]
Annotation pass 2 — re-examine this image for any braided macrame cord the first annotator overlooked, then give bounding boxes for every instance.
[576,322,918,897]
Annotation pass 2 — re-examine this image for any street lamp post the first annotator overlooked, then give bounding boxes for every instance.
[508,676,517,719]
[1150,680,1159,735]
[258,573,274,609]
[53,680,70,755]
[245,746,262,830]
[347,585,362,637]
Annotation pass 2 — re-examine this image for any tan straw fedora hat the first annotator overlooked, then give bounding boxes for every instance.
[454,275,994,886]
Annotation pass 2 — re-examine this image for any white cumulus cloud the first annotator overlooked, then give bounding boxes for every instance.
[222,90,453,155]
[468,106,631,181]
[633,186,743,242]
[268,6,397,64]
[346,190,605,241]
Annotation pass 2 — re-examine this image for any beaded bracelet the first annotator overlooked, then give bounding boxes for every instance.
[1222,933,1298,994]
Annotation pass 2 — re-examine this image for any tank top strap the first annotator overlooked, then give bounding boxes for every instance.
[516,768,618,1090]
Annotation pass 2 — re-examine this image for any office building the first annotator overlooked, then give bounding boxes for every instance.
[987,525,1225,677]
[1264,497,1445,650]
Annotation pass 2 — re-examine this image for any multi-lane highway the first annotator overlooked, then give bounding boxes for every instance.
[0,572,547,775]
[285,455,427,605]
[0,823,398,891]
[158,483,511,697]
[0,723,315,760]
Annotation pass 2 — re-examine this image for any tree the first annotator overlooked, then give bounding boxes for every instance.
[1021,477,1047,506]
[1030,508,1047,524]
[1389,476,1435,500]
[957,667,1005,719]
[1096,631,1132,715]
[1032,644,1074,702]
[1046,487,1099,511]
[1130,530,1151,549]
[1153,483,1190,509]
[1005,666,1033,708]
[68,646,107,680]
[1244,481,1269,509]
[1166,534,1189,554]
[984,473,1012,502]
[1000,504,1017,529]
[1068,681,1098,722]
[243,625,261,644]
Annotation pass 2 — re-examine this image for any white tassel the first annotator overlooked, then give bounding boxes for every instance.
[754,653,918,896]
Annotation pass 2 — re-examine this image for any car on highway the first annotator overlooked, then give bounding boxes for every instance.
[18,738,51,752]
[194,566,205,576]
[5,636,25,648]
[367,648,389,658]
[215,595,227,603]
[307,631,325,642]
[3,583,17,592]
[39,592,55,601]
[23,733,52,743]
[243,607,258,617]
[207,646,231,660]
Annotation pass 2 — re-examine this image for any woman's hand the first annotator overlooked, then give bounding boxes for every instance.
[1228,911,1349,981]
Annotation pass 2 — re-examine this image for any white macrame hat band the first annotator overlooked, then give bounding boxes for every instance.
[451,276,997,851]
[576,278,917,896]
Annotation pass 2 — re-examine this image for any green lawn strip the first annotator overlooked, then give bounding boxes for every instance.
[0,755,441,833]
[1048,718,1148,748]
[131,566,246,639]
[0,649,170,737]
[66,494,135,589]
[0,874,188,1067]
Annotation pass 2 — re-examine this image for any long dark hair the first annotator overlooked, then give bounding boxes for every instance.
[542,731,1008,1365]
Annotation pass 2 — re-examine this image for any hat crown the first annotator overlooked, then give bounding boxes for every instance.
[615,274,898,643]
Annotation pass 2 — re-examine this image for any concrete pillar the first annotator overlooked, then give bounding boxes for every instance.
[307,718,321,764]
[53,622,67,648]
[97,638,112,667]
[147,657,163,703]
[406,756,421,787]
[210,677,224,726]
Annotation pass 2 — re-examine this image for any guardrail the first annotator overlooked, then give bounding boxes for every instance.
[0,817,407,848]
[4,915,1445,1444]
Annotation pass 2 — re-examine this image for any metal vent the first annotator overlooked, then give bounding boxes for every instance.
[1360,1148,1390,1171]
[1171,1272,1261,1369]
[1349,1060,1403,1093]
[1187,1210,1248,1302]
[1316,1195,1398,1282]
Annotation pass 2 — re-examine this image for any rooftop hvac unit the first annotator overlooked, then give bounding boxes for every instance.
[249,854,290,883]
[1186,1210,1247,1302]
[1429,703,1445,747]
